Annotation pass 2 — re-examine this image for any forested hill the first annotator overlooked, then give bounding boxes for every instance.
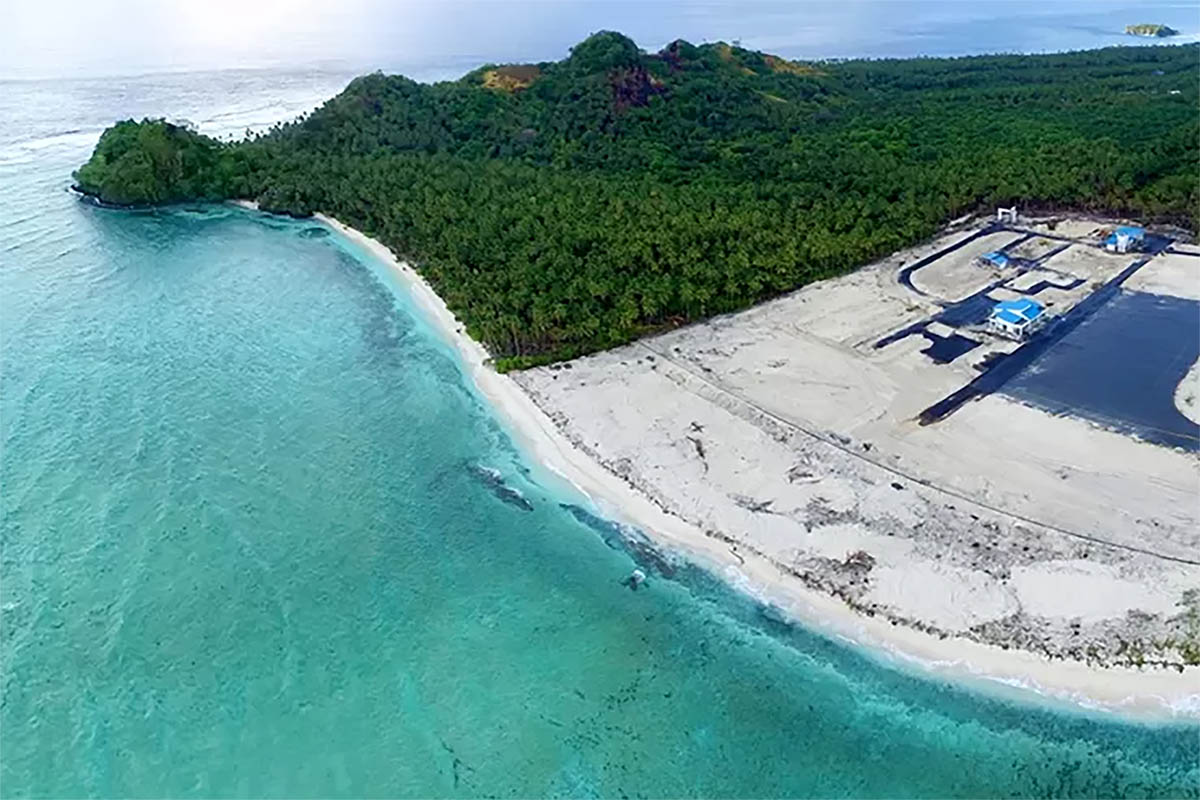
[74,33,1199,368]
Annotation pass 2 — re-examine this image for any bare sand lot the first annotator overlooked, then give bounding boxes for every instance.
[1039,244,1133,284]
[909,231,1019,300]
[512,217,1200,683]
[1029,219,1105,239]
[1126,252,1200,300]
[1009,236,1064,261]
[1008,268,1073,292]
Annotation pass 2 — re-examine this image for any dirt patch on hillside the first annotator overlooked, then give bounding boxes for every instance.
[482,65,542,92]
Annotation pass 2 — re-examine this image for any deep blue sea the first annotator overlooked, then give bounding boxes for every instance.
[2,56,1199,800]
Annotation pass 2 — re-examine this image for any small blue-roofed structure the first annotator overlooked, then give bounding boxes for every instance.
[978,251,1011,269]
[988,298,1046,339]
[1104,225,1145,254]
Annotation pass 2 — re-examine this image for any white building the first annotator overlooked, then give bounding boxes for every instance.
[988,298,1046,339]
[1104,226,1145,254]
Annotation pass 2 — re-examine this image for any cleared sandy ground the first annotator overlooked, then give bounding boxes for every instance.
[1009,236,1063,260]
[1126,252,1200,301]
[910,231,1019,300]
[511,222,1200,694]
[1008,268,1068,292]
[1029,219,1105,239]
[1041,244,1134,284]
[273,201,1198,715]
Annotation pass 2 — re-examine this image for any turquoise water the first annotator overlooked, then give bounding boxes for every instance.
[2,75,1199,798]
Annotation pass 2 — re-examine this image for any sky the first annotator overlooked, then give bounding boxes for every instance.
[2,0,1196,80]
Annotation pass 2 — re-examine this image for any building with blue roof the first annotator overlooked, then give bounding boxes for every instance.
[978,250,1011,269]
[1104,225,1145,254]
[988,298,1046,339]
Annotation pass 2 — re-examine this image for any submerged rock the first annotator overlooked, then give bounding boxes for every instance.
[466,463,534,511]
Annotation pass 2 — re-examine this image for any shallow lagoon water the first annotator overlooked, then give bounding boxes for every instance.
[2,75,1200,799]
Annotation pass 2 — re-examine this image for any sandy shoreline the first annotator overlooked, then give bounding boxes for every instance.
[232,200,1199,720]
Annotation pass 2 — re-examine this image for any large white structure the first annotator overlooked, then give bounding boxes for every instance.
[996,206,1018,223]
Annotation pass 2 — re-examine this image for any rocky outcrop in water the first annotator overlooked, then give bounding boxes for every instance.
[467,464,535,511]
[1125,24,1179,37]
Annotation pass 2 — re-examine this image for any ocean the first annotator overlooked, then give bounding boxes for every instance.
[2,46,1199,800]
[4,1,1199,81]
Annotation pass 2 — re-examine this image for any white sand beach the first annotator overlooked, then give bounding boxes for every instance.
[232,202,1200,718]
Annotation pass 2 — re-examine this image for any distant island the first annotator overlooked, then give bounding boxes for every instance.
[1126,23,1180,37]
[73,33,1198,370]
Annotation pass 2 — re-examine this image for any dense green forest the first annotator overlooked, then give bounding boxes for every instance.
[73,120,237,206]
[74,33,1200,368]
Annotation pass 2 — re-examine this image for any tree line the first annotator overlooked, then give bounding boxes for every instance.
[74,32,1199,368]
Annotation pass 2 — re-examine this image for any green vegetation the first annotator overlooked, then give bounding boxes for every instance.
[75,33,1200,368]
[73,120,245,205]
[1125,24,1179,38]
